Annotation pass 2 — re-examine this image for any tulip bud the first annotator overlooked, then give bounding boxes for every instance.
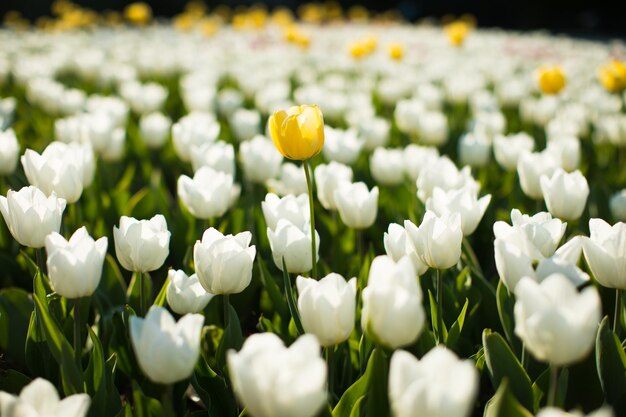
[583,219,626,289]
[493,132,534,172]
[190,141,236,177]
[227,333,327,417]
[166,269,214,315]
[609,190,626,221]
[546,137,580,172]
[334,182,379,229]
[45,227,107,299]
[230,108,261,142]
[0,186,66,248]
[389,347,478,417]
[268,105,324,160]
[113,215,170,273]
[217,88,244,117]
[416,156,477,203]
[514,273,600,366]
[314,162,353,210]
[403,144,439,182]
[262,192,310,230]
[139,112,171,149]
[383,223,428,275]
[239,135,283,184]
[178,167,239,220]
[426,186,491,236]
[359,117,390,150]
[296,273,356,346]
[267,219,319,273]
[266,162,308,196]
[322,126,363,165]
[0,128,19,176]
[537,66,566,95]
[172,112,220,162]
[598,60,626,94]
[458,132,491,168]
[540,169,589,221]
[405,211,463,270]
[130,306,204,384]
[370,147,405,186]
[0,378,90,417]
[417,111,449,146]
[194,228,256,295]
[361,256,425,349]
[517,150,560,200]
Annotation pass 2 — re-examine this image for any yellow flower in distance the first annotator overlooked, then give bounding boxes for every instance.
[598,60,626,93]
[269,105,325,161]
[537,66,566,95]
[388,43,404,61]
[124,2,152,25]
[445,21,470,47]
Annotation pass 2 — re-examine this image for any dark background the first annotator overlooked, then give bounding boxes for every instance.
[2,0,625,39]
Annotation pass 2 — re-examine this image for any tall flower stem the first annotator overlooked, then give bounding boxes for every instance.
[137,271,146,316]
[326,346,335,402]
[614,289,623,336]
[436,269,443,345]
[548,365,559,407]
[36,248,46,276]
[223,294,230,328]
[302,160,317,280]
[73,298,82,370]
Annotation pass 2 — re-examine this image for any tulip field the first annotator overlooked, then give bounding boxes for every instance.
[2,2,626,417]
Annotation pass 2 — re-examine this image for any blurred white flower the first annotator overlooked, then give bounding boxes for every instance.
[334,182,379,229]
[458,132,491,168]
[230,108,261,142]
[609,190,626,222]
[0,378,90,417]
[0,128,19,176]
[403,144,439,182]
[583,219,626,289]
[266,162,308,196]
[262,193,309,231]
[267,219,319,274]
[178,167,239,219]
[370,147,405,186]
[190,141,236,177]
[417,156,478,203]
[540,169,589,221]
[426,186,491,236]
[493,132,534,172]
[172,112,220,162]
[239,135,283,184]
[166,269,214,315]
[322,126,363,165]
[314,162,353,210]
[139,112,171,149]
[383,223,429,275]
[517,150,561,200]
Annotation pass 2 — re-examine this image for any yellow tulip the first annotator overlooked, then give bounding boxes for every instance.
[269,105,325,161]
[388,43,404,61]
[598,60,626,93]
[124,2,152,25]
[445,21,470,47]
[537,66,566,95]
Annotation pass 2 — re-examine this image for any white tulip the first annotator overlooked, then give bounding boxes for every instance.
[426,186,491,236]
[583,219,626,289]
[546,137,580,172]
[172,112,220,162]
[334,182,379,229]
[359,117,390,150]
[0,378,90,417]
[166,270,214,315]
[610,190,626,222]
[517,150,560,200]
[190,141,236,177]
[262,193,309,231]
[0,128,19,175]
[417,111,448,146]
[139,112,171,149]
[405,211,463,270]
[230,108,261,142]
[370,147,405,186]
[178,167,238,219]
[266,162,308,196]
[493,132,534,172]
[314,162,353,210]
[540,169,589,221]
[267,219,319,274]
[322,126,363,165]
[536,407,614,417]
[113,215,170,273]
[239,135,283,184]
[416,156,478,203]
[403,144,439,182]
[383,223,428,275]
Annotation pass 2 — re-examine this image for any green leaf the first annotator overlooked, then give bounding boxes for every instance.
[428,289,447,342]
[0,288,33,368]
[131,381,164,417]
[0,369,31,394]
[257,257,289,319]
[596,316,626,414]
[482,329,534,411]
[32,292,84,394]
[484,379,534,417]
[127,272,153,316]
[334,346,382,417]
[153,276,170,307]
[496,281,522,355]
[364,348,390,417]
[191,359,238,417]
[282,258,304,336]
[445,298,469,348]
[215,302,243,372]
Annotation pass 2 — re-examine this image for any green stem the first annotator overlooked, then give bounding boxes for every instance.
[302,160,317,279]
[436,269,444,345]
[326,346,335,402]
[548,365,559,407]
[614,289,623,336]
[73,299,82,370]
[162,384,176,417]
[36,248,45,276]
[223,294,230,328]
[138,271,145,316]
[521,343,528,371]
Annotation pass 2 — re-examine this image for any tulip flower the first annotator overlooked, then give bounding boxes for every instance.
[405,210,463,270]
[359,117,390,150]
[217,89,244,117]
[314,162,353,210]
[517,150,561,200]
[139,112,171,149]
[0,186,66,248]
[361,256,425,349]
[546,137,581,172]
[296,273,356,346]
[514,273,601,366]
[227,333,327,417]
[384,223,429,275]
[267,219,320,274]
[113,214,170,273]
[388,43,404,60]
[177,167,239,220]
[130,306,204,384]
[426,186,491,236]
[598,60,626,94]
[540,169,589,221]
[268,104,324,161]
[239,135,283,184]
[0,128,19,176]
[416,156,477,203]
[417,111,449,146]
[583,219,626,290]
[266,162,308,196]
[370,147,405,186]
[536,407,614,417]
[389,347,478,417]
[322,126,363,165]
[262,193,309,231]
[493,132,534,172]
[230,108,261,142]
[166,269,214,315]
[445,21,470,47]
[45,227,107,299]
[334,182,379,229]
[403,144,439,182]
[537,66,566,95]
[190,141,236,177]
[0,378,90,417]
[172,112,220,162]
[193,228,256,295]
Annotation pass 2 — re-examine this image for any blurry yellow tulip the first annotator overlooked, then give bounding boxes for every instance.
[598,60,626,93]
[388,43,404,61]
[445,21,470,47]
[269,105,325,161]
[124,2,152,25]
[537,66,566,95]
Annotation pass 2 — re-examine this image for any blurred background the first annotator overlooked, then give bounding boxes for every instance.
[1,0,625,38]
